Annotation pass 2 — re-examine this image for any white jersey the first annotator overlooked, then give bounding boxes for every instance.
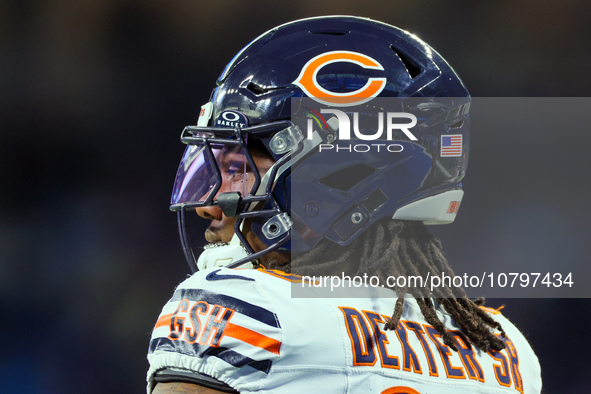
[147,267,542,393]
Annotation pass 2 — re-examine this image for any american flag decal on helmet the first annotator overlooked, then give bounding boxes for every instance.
[440,135,463,157]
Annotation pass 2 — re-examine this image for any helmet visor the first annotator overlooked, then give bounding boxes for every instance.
[171,142,256,208]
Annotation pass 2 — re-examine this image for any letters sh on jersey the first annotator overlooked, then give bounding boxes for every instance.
[294,51,387,106]
[339,306,525,394]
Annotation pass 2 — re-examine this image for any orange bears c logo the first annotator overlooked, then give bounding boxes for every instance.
[294,51,386,106]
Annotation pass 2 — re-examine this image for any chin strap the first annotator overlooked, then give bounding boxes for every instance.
[196,233,255,270]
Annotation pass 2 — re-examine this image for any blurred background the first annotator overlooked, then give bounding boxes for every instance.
[1,0,589,392]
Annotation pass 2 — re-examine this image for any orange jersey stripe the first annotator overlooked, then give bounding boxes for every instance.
[154,313,173,329]
[479,306,504,315]
[258,269,319,285]
[224,322,282,355]
[258,269,305,283]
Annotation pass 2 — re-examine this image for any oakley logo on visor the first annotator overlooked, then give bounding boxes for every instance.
[294,51,387,106]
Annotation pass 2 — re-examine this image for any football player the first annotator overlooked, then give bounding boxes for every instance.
[147,16,541,393]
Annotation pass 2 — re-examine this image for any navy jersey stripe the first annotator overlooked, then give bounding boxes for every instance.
[202,346,272,373]
[149,337,272,374]
[170,289,280,328]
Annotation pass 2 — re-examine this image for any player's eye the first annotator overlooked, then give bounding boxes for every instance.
[227,161,242,173]
[224,161,252,181]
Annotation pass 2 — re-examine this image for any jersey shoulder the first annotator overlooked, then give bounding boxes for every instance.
[147,267,339,393]
[478,305,543,393]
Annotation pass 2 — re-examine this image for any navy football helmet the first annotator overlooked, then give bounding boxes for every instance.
[170,16,471,272]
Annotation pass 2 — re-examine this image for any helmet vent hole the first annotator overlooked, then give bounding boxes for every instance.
[319,163,376,191]
[448,120,464,130]
[390,44,422,79]
[247,82,270,95]
[309,29,350,36]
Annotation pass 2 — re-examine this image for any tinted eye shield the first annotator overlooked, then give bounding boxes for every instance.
[169,120,293,216]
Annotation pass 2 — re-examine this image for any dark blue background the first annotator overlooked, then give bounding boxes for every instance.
[1,1,589,392]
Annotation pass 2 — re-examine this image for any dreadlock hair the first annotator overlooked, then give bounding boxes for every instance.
[276,219,506,352]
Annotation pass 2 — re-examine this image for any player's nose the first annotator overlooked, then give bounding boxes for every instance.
[195,204,223,221]
[196,180,232,220]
